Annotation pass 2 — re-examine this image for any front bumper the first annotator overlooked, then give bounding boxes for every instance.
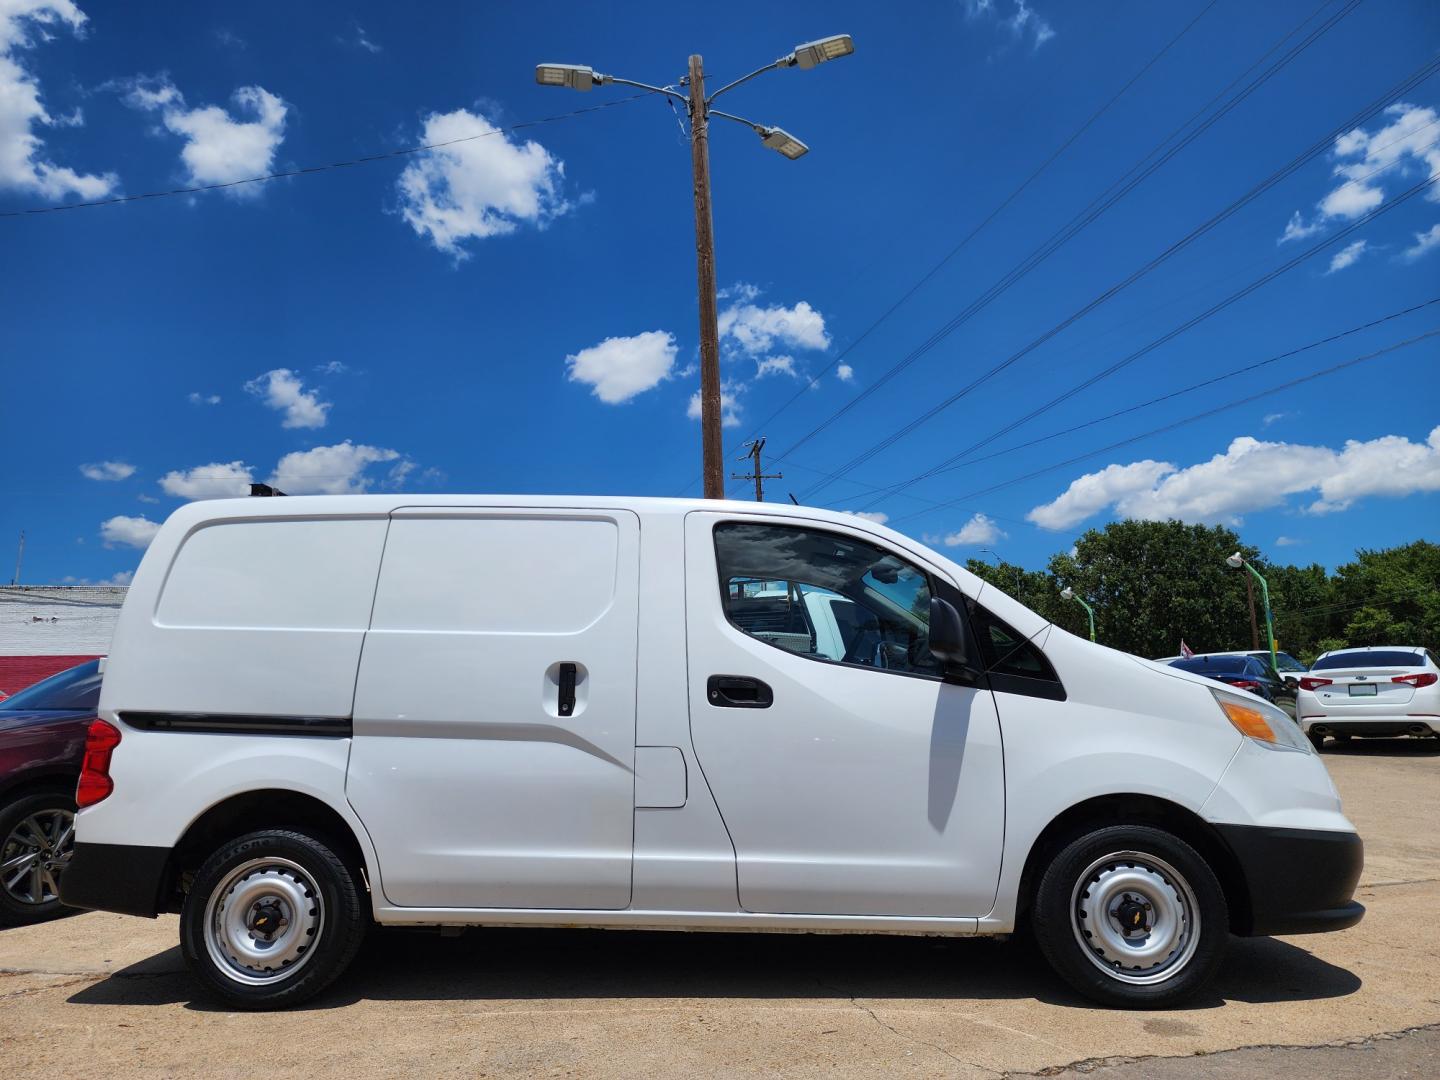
[60,841,170,918]
[1216,824,1364,936]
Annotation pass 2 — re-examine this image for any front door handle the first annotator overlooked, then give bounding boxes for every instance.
[707,675,773,709]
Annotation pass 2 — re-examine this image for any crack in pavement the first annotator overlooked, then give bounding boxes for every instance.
[0,966,185,981]
[812,975,1004,1077]
[1009,1019,1440,1076]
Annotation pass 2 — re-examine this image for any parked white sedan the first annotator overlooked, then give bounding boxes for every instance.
[1299,646,1440,749]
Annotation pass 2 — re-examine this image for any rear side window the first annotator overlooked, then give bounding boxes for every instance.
[157,519,387,630]
[370,515,619,634]
[1313,650,1422,670]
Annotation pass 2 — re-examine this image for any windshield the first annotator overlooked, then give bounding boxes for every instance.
[0,659,103,712]
[1312,650,1422,670]
[1265,652,1308,673]
[1171,656,1251,675]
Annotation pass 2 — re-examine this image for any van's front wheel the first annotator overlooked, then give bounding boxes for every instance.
[1032,825,1227,1008]
[180,830,366,1010]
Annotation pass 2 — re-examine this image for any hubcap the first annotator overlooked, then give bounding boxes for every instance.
[1070,850,1200,985]
[203,857,323,986]
[1,808,74,907]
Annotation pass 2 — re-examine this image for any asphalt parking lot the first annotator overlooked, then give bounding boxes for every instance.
[1,739,1437,1079]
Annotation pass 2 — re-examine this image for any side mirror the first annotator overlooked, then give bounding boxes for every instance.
[929,596,980,682]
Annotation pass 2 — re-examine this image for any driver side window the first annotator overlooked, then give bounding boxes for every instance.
[713,522,940,678]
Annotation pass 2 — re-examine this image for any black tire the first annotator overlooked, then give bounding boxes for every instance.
[1308,731,1326,751]
[0,789,77,927]
[1032,824,1228,1009]
[180,829,367,1010]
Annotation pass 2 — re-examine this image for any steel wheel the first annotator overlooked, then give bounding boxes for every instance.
[1,807,73,907]
[1070,850,1200,985]
[202,856,325,986]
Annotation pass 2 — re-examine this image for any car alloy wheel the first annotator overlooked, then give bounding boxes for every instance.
[2,807,74,907]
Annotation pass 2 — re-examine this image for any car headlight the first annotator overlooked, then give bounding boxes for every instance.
[1211,687,1312,753]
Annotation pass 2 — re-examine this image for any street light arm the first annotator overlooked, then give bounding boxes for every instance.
[600,74,690,105]
[705,107,767,133]
[705,59,787,104]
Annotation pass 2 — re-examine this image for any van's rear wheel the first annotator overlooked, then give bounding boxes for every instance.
[1032,825,1227,1008]
[180,830,366,1010]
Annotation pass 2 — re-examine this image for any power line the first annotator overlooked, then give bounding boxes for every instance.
[883,325,1440,523]
[773,0,1368,490]
[676,0,1231,497]
[798,60,1440,502]
[848,162,1440,511]
[0,92,662,218]
[874,296,1440,490]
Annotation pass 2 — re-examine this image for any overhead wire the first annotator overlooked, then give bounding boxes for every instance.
[796,59,1440,501]
[0,91,667,218]
[882,325,1440,523]
[770,0,1369,490]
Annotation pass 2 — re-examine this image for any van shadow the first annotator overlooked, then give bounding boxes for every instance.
[66,926,1360,1013]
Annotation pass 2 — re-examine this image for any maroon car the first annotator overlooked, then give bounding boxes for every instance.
[0,659,101,925]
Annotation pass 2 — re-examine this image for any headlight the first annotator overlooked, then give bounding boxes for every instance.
[1211,687,1312,753]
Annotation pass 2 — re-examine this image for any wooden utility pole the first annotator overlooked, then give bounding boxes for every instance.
[687,54,725,500]
[732,438,782,502]
[1245,572,1260,650]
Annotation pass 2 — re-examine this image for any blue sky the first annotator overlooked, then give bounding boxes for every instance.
[2,0,1438,587]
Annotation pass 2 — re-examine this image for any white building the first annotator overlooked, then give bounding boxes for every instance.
[0,585,127,695]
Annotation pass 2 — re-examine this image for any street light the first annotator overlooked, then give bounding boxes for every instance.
[535,35,854,499]
[1060,586,1097,643]
[1226,552,1277,669]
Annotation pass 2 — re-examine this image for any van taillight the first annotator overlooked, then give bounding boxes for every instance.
[76,719,122,808]
[1299,677,1332,691]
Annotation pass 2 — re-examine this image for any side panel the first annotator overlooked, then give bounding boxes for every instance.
[347,509,640,910]
[100,516,389,718]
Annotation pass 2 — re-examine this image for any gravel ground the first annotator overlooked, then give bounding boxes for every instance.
[1,737,1436,1078]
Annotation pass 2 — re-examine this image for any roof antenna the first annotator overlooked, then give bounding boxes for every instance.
[787,493,799,505]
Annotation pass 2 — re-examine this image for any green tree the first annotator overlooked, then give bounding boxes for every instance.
[1267,562,1337,663]
[1329,541,1440,651]
[1044,520,1260,658]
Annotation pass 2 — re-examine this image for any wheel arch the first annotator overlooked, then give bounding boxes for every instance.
[160,788,370,915]
[1015,793,1253,935]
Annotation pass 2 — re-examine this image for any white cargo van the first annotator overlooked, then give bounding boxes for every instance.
[63,496,1363,1010]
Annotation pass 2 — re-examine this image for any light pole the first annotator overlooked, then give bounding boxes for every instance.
[536,35,855,499]
[1060,586,1097,643]
[979,548,1023,593]
[1226,552,1276,668]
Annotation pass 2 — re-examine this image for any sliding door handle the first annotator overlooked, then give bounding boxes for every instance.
[707,675,773,709]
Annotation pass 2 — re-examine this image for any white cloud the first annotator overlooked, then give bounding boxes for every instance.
[342,23,381,53]
[1261,411,1289,427]
[843,510,889,524]
[396,107,572,258]
[1326,238,1367,274]
[755,355,799,379]
[1279,102,1440,243]
[100,515,160,549]
[316,360,349,375]
[1027,460,1175,530]
[1278,211,1321,244]
[1401,222,1440,262]
[718,298,830,356]
[159,460,253,499]
[718,282,761,303]
[565,330,677,404]
[1275,536,1301,547]
[120,76,287,196]
[836,363,855,382]
[687,386,742,428]
[943,513,1007,546]
[964,0,1055,49]
[0,0,117,200]
[245,367,330,428]
[136,492,158,503]
[269,441,401,494]
[80,460,135,481]
[61,569,135,586]
[187,391,221,405]
[1028,427,1440,528]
